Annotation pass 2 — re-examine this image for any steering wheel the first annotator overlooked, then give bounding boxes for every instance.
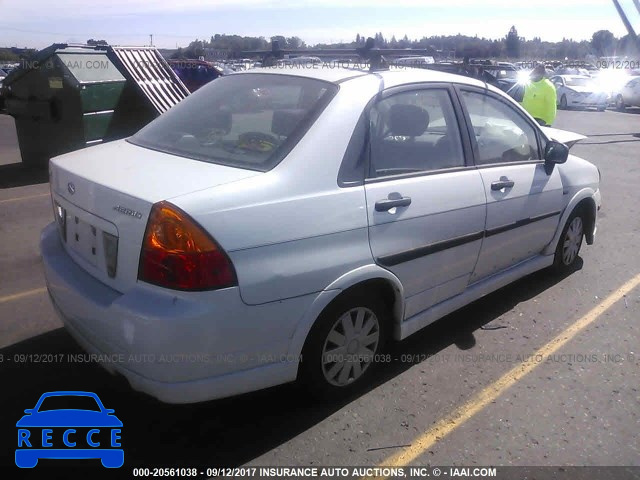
[236,132,279,153]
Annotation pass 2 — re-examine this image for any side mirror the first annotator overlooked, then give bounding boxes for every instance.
[104,409,115,414]
[24,409,33,414]
[544,140,569,165]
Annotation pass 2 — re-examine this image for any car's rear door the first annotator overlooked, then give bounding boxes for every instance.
[456,87,564,283]
[364,84,487,319]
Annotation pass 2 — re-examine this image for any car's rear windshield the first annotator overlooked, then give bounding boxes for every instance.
[129,73,338,171]
[38,395,101,412]
[566,77,591,87]
[486,68,518,80]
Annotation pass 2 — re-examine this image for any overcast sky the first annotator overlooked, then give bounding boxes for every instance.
[1,0,638,49]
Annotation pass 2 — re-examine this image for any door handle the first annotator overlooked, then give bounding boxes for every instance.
[491,179,515,190]
[375,196,412,212]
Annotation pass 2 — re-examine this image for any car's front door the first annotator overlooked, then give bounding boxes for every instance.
[551,76,565,104]
[457,87,564,282]
[629,78,640,104]
[364,85,487,319]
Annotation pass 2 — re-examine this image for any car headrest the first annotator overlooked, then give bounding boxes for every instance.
[272,109,306,137]
[387,104,429,137]
[210,108,232,134]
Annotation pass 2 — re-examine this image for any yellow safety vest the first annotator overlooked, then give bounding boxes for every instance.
[521,79,557,126]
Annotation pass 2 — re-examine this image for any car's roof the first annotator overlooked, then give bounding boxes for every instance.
[39,390,99,398]
[556,74,590,79]
[236,65,487,88]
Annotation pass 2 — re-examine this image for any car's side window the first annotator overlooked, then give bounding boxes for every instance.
[461,90,540,165]
[368,89,465,178]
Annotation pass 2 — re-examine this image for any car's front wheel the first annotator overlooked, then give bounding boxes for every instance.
[553,209,585,273]
[615,94,626,111]
[299,290,389,397]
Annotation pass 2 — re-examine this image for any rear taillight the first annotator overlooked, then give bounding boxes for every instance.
[138,201,237,291]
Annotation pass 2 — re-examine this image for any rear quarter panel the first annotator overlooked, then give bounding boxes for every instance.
[172,75,382,305]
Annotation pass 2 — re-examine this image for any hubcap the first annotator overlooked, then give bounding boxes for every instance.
[321,307,380,387]
[562,217,583,265]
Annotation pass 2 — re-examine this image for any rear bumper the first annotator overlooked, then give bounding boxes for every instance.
[15,448,124,468]
[41,223,305,403]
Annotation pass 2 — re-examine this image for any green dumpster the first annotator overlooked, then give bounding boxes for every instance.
[3,43,189,167]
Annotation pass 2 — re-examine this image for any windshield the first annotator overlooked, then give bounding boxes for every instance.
[565,77,591,87]
[129,74,338,171]
[486,68,518,80]
[37,395,102,412]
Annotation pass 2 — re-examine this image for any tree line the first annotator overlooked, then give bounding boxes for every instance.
[172,28,638,61]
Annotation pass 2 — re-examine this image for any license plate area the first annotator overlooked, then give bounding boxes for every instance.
[52,193,119,280]
[67,214,100,267]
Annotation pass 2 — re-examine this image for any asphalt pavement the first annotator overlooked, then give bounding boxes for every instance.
[0,107,638,477]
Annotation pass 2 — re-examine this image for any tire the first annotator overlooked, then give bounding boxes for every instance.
[559,95,568,110]
[299,289,390,397]
[553,208,585,273]
[615,94,626,112]
[597,105,606,112]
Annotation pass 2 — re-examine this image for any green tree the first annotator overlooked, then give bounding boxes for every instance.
[505,26,521,58]
[286,36,304,49]
[591,30,616,56]
[270,35,287,49]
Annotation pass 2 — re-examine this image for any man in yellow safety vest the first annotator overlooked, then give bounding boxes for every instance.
[521,65,557,126]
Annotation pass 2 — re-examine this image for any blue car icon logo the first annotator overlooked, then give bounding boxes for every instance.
[16,391,123,468]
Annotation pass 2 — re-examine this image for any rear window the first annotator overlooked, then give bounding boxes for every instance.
[38,395,101,412]
[565,77,591,87]
[129,74,338,171]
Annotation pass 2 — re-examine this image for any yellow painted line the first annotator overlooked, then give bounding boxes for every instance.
[0,193,49,204]
[0,287,47,304]
[372,272,640,475]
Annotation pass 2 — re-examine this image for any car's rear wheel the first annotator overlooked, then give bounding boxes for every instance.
[14,450,38,468]
[299,290,389,397]
[615,94,626,111]
[597,104,606,112]
[560,94,568,109]
[553,209,585,273]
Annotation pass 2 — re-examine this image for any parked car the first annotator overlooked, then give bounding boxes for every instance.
[554,66,591,77]
[167,59,224,92]
[613,76,640,110]
[482,64,519,92]
[41,66,600,403]
[0,67,7,110]
[551,75,609,110]
[394,56,436,67]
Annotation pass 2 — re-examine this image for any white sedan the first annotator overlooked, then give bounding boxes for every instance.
[42,65,601,403]
[551,74,609,111]
[614,75,640,110]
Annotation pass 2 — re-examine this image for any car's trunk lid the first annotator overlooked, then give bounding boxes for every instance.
[540,126,587,149]
[49,140,260,292]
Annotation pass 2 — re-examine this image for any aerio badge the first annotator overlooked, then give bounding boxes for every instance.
[67,182,75,195]
[15,391,124,468]
[113,205,143,219]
